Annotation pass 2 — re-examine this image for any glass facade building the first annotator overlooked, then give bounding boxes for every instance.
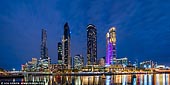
[87,24,97,65]
[62,22,71,69]
[41,29,49,60]
[106,27,116,65]
[57,42,62,64]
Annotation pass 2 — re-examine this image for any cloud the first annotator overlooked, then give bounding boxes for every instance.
[0,0,170,69]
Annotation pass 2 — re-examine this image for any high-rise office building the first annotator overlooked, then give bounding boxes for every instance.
[106,27,116,65]
[57,42,62,64]
[73,54,84,69]
[41,29,49,60]
[39,29,50,70]
[87,24,97,65]
[62,22,71,69]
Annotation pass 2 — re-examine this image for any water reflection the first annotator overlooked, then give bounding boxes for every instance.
[0,74,169,85]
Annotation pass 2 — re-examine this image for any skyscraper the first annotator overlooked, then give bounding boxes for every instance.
[87,24,97,65]
[62,22,71,69]
[39,29,50,70]
[41,29,49,60]
[57,42,62,64]
[106,27,117,65]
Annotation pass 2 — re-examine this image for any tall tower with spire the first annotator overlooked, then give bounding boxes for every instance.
[41,29,49,60]
[62,22,71,69]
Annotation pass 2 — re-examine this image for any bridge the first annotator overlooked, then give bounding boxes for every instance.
[1,69,170,77]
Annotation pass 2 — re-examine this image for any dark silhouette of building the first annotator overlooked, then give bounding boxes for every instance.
[87,24,97,65]
[58,42,62,64]
[62,22,71,69]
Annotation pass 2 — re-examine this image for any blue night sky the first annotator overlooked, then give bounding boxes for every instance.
[0,0,170,70]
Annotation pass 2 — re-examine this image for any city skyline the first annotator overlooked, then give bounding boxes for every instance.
[0,0,170,70]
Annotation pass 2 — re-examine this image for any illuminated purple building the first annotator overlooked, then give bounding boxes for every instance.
[106,27,116,65]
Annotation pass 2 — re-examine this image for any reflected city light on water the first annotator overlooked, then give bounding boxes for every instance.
[140,74,143,85]
[106,76,111,85]
[166,74,169,85]
[163,74,165,85]
[122,75,126,85]
[132,77,136,85]
[1,74,169,85]
[156,74,160,85]
[144,74,147,85]
[149,74,152,85]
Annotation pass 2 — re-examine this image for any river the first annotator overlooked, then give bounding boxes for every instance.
[0,73,169,85]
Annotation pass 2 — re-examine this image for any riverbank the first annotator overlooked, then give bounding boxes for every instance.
[0,75,24,79]
[1,71,170,78]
